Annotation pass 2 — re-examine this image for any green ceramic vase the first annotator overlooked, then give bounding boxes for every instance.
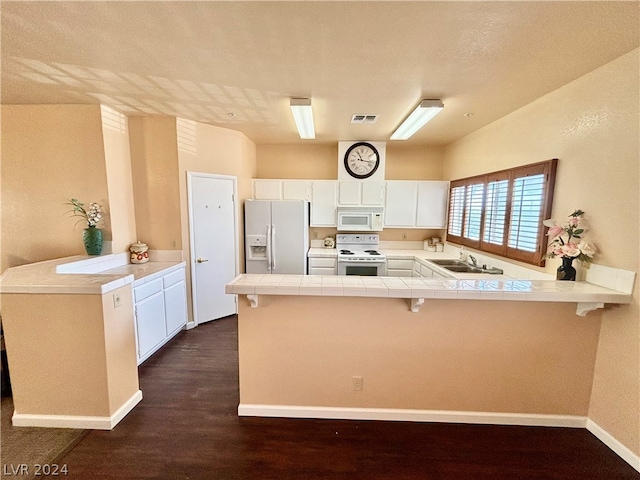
[83,227,103,255]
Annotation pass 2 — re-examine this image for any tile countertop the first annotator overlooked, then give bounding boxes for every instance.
[0,253,186,295]
[309,248,511,280]
[226,273,633,317]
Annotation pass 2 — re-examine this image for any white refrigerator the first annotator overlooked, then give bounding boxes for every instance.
[245,200,309,274]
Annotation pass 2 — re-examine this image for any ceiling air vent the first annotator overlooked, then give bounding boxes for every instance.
[351,114,379,124]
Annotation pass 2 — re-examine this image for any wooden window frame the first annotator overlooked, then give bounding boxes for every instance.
[446,159,557,266]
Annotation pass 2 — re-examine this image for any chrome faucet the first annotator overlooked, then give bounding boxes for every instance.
[469,255,478,267]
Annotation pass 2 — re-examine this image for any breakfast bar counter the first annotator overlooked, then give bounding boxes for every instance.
[227,268,635,429]
[226,272,632,316]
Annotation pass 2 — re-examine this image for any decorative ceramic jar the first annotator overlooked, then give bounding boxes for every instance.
[130,241,149,264]
[83,227,103,255]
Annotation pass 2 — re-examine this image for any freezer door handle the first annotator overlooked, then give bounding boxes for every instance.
[271,224,276,271]
[266,225,272,271]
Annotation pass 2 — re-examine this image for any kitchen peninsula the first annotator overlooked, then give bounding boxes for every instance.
[226,256,634,427]
[0,253,186,429]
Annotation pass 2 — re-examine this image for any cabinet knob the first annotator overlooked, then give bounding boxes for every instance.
[196,257,208,263]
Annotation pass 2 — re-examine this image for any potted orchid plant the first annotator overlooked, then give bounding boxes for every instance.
[67,198,104,255]
[543,209,596,280]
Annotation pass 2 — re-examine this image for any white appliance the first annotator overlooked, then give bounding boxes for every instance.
[337,206,384,232]
[336,233,386,276]
[245,200,309,274]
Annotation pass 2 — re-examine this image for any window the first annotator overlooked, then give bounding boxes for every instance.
[446,159,557,266]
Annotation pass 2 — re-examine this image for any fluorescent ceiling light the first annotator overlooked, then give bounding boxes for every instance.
[390,99,444,140]
[290,98,315,139]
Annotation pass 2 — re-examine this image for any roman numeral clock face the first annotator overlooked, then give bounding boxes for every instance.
[344,142,380,179]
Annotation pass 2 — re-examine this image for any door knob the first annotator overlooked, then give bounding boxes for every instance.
[196,257,208,263]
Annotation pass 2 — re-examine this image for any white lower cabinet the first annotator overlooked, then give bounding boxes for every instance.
[164,278,187,337]
[386,258,413,277]
[133,267,187,365]
[134,287,166,361]
[308,256,337,275]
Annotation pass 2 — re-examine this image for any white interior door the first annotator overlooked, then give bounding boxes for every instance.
[188,173,237,325]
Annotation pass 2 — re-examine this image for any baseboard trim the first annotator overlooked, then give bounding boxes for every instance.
[587,419,640,473]
[237,404,587,428]
[12,390,143,430]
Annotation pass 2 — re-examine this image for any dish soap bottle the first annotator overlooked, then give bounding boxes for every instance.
[459,247,467,262]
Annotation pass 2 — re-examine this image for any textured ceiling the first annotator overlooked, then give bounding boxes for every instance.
[2,1,638,145]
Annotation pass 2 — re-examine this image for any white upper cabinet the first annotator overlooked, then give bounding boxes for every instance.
[338,181,384,206]
[416,181,449,228]
[384,181,419,227]
[310,181,337,226]
[361,182,385,205]
[253,180,282,200]
[253,178,447,230]
[338,182,360,205]
[384,180,449,228]
[282,180,311,201]
[253,179,311,201]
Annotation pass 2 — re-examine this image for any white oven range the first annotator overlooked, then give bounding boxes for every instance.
[336,233,386,276]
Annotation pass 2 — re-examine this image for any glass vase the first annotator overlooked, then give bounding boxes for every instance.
[556,256,576,281]
[83,227,103,255]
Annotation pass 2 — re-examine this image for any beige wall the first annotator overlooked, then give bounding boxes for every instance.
[256,144,444,181]
[128,116,182,250]
[443,49,639,456]
[101,106,137,253]
[1,286,138,417]
[1,105,110,271]
[239,296,600,415]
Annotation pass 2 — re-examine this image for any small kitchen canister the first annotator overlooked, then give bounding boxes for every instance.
[129,241,149,264]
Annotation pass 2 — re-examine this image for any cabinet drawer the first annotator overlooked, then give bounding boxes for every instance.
[163,268,185,288]
[308,257,336,268]
[387,259,413,270]
[387,269,412,277]
[309,267,336,275]
[134,278,163,303]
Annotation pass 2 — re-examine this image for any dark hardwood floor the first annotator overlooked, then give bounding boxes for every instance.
[60,316,639,480]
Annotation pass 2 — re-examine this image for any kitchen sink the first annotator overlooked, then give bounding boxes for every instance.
[430,259,466,266]
[429,259,504,275]
[444,265,484,273]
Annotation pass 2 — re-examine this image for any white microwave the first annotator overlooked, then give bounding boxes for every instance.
[336,207,384,232]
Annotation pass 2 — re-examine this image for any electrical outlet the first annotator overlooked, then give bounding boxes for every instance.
[113,293,122,308]
[171,240,176,247]
[402,232,407,240]
[313,231,318,239]
[352,376,363,391]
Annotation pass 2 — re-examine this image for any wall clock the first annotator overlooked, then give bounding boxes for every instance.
[343,142,380,179]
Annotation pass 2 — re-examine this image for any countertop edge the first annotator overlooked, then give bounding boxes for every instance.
[0,256,186,295]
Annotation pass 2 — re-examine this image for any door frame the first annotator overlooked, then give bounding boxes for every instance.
[186,171,239,326]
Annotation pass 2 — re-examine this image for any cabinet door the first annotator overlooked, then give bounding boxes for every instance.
[282,180,310,201]
[310,181,337,227]
[384,181,418,227]
[253,180,282,200]
[416,181,449,228]
[164,281,187,336]
[361,182,384,205]
[338,182,360,205]
[135,291,166,362]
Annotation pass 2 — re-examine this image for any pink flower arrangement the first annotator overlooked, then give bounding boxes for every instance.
[543,210,596,263]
